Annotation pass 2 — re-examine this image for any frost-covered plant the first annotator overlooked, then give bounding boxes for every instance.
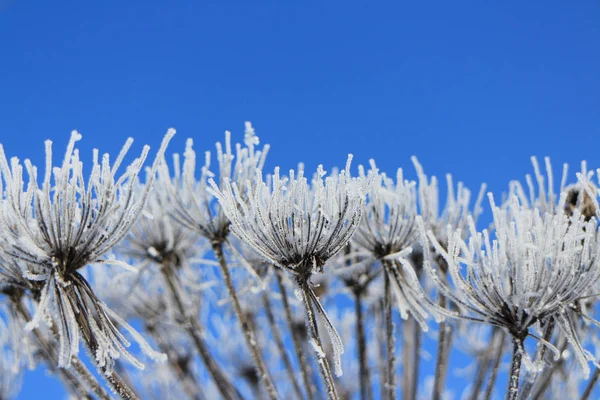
[159,124,276,399]
[0,307,24,399]
[0,130,173,398]
[420,192,600,399]
[210,157,371,400]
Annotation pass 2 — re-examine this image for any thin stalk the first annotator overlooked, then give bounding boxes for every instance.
[13,298,106,400]
[376,301,387,400]
[147,324,204,400]
[483,330,506,400]
[160,263,241,400]
[298,279,339,400]
[529,337,567,400]
[212,241,279,400]
[519,320,556,399]
[409,319,421,400]
[402,318,413,400]
[383,267,396,400]
[469,328,498,400]
[580,368,600,400]
[275,269,315,400]
[262,292,305,400]
[354,290,372,400]
[432,296,452,400]
[506,339,523,400]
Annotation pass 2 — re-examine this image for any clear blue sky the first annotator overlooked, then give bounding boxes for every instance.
[1,1,599,398]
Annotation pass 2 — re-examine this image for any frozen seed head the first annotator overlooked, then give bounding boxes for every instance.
[420,192,600,376]
[351,160,436,329]
[0,129,174,369]
[209,155,372,280]
[412,156,486,247]
[158,123,269,242]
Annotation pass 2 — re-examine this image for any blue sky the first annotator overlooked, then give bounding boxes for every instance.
[1,1,599,398]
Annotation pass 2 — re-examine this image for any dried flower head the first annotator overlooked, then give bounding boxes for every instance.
[209,156,371,381]
[210,156,369,281]
[0,130,174,370]
[158,122,269,243]
[420,192,600,377]
[351,160,435,329]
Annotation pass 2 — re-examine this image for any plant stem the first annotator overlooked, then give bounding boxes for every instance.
[529,337,567,400]
[354,290,372,400]
[212,241,279,400]
[519,320,555,399]
[581,368,600,400]
[409,318,421,400]
[13,298,106,400]
[298,279,339,400]
[263,292,306,400]
[402,318,413,400]
[160,263,241,400]
[407,318,421,400]
[506,338,523,400]
[147,324,204,400]
[376,300,387,400]
[469,328,497,400]
[276,269,316,400]
[383,268,396,400]
[483,330,505,400]
[432,296,452,400]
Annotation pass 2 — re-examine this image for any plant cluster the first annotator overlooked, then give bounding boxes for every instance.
[1,124,600,400]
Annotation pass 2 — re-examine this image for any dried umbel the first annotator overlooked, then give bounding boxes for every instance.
[158,122,269,243]
[352,161,435,329]
[210,156,371,399]
[211,157,369,282]
[421,192,600,398]
[0,130,173,372]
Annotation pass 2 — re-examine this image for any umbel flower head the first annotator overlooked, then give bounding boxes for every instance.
[0,130,174,370]
[420,192,600,377]
[209,155,371,380]
[158,122,269,243]
[210,155,369,282]
[351,160,435,329]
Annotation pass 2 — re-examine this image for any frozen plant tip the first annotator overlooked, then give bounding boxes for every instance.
[210,155,372,399]
[420,192,600,399]
[0,130,174,374]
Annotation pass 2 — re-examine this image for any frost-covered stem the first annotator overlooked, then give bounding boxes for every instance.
[212,241,279,400]
[432,296,453,400]
[506,338,523,400]
[412,322,421,400]
[581,368,600,400]
[376,301,387,400]
[483,330,505,400]
[382,267,396,400]
[71,359,111,400]
[403,318,421,400]
[101,369,139,400]
[275,269,315,400]
[63,287,140,400]
[529,337,567,400]
[262,292,305,400]
[298,279,339,400]
[402,318,412,400]
[13,299,98,400]
[354,290,372,400]
[147,324,204,400]
[469,328,498,400]
[519,320,555,399]
[160,263,241,400]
